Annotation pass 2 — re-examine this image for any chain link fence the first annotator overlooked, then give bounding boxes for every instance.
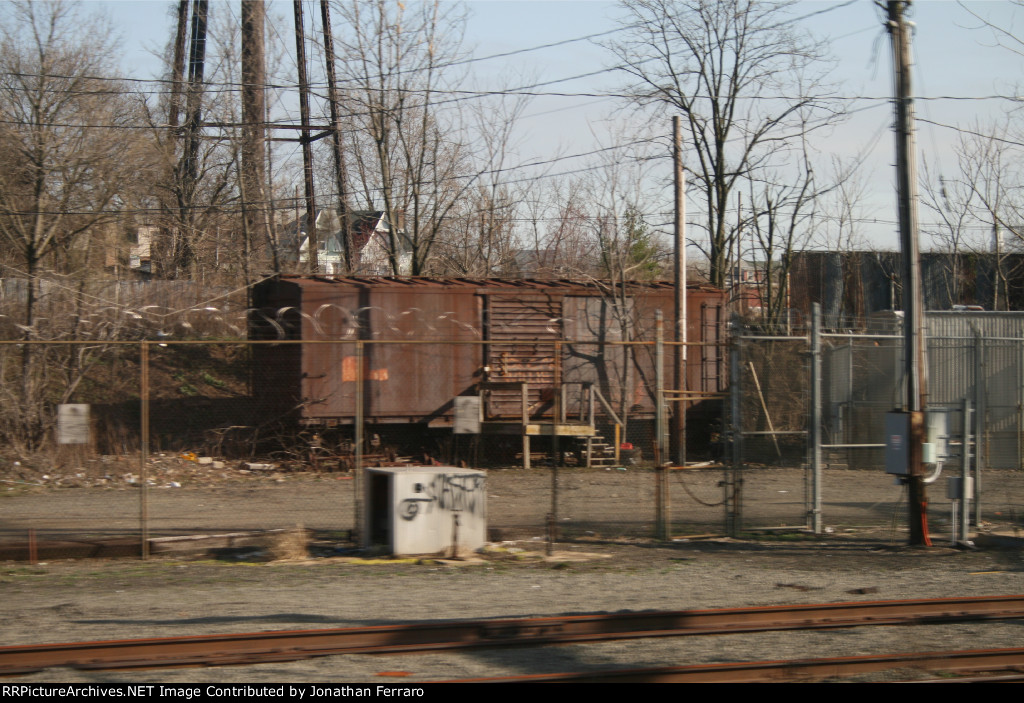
[735,308,1024,537]
[5,306,1024,559]
[0,335,724,558]
[730,332,811,532]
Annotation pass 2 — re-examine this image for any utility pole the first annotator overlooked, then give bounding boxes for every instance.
[886,0,930,546]
[241,0,267,282]
[293,0,318,273]
[183,0,208,193]
[176,0,208,277]
[168,1,189,130]
[320,0,353,273]
[672,116,687,465]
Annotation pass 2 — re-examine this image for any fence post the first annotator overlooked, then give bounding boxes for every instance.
[810,303,823,534]
[961,397,972,545]
[551,339,561,547]
[553,340,562,468]
[973,333,983,527]
[1018,336,1023,471]
[727,317,742,537]
[354,340,363,546]
[140,341,150,560]
[655,311,668,539]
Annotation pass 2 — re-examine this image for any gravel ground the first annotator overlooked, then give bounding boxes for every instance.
[3,463,1024,683]
[4,535,1024,683]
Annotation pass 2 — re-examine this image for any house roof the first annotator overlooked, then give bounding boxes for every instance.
[280,209,410,257]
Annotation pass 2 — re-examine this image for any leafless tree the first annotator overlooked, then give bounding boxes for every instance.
[818,156,869,253]
[332,0,479,275]
[607,0,840,288]
[140,2,258,282]
[921,153,979,307]
[922,123,1024,310]
[428,88,533,276]
[519,179,597,277]
[0,1,152,448]
[432,184,521,276]
[0,1,143,329]
[956,126,1024,311]
[744,148,821,331]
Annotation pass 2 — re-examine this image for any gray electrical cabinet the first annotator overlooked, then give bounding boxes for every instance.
[885,412,910,475]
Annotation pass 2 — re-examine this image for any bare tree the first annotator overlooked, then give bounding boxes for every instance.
[134,1,254,282]
[332,0,478,275]
[0,1,148,449]
[921,154,978,307]
[0,1,142,329]
[744,149,821,331]
[428,89,532,276]
[956,126,1024,310]
[519,179,598,277]
[607,0,839,288]
[818,156,869,253]
[432,184,521,276]
[922,123,1024,310]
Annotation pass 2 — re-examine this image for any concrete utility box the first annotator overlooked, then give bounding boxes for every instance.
[364,467,487,556]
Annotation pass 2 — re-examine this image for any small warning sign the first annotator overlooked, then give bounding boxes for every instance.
[454,396,481,434]
[57,404,90,445]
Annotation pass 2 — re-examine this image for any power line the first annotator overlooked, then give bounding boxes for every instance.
[0,24,637,95]
[6,69,1024,104]
[916,117,1024,148]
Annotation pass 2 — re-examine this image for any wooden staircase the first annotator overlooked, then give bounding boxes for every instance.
[577,433,618,467]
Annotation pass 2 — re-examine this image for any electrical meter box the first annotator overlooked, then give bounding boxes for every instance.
[947,476,974,501]
[364,466,487,556]
[885,412,910,475]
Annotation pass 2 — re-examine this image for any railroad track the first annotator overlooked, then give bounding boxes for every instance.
[449,646,1024,683]
[4,595,1024,679]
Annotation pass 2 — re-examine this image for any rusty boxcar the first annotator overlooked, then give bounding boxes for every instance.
[250,276,726,455]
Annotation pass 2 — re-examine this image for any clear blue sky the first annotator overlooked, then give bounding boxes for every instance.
[93,1,1024,253]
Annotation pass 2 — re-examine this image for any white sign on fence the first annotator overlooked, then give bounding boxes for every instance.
[57,404,90,445]
[453,396,481,434]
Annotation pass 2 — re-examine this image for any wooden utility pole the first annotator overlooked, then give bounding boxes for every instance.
[293,0,318,272]
[173,0,208,277]
[184,0,208,190]
[168,0,189,130]
[241,0,268,280]
[886,0,930,546]
[320,0,353,272]
[672,116,687,465]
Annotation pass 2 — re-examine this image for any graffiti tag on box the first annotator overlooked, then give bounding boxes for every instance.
[399,474,485,521]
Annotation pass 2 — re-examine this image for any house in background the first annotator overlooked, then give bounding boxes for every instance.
[129,226,156,276]
[280,209,412,275]
[102,224,156,279]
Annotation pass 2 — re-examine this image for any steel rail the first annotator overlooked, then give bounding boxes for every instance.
[451,646,1024,683]
[3,595,1024,674]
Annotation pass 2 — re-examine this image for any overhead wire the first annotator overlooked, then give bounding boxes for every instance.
[0,3,1020,253]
